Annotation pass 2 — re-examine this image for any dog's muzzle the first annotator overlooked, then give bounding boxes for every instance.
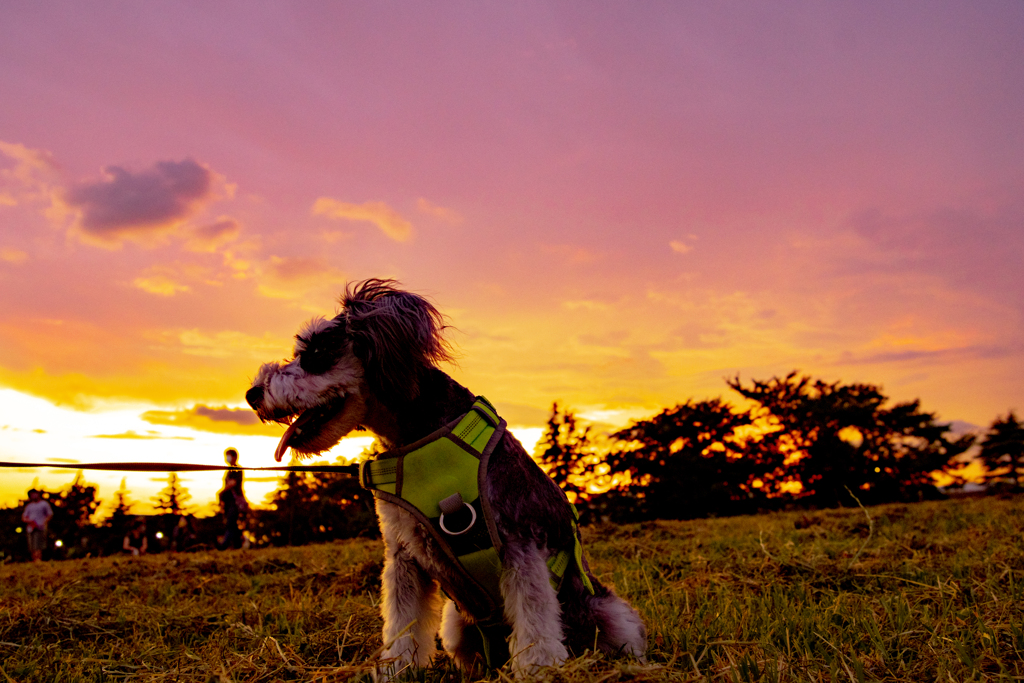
[245,386,264,410]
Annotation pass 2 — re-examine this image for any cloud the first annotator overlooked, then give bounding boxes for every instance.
[64,159,216,247]
[170,329,290,360]
[256,255,347,301]
[563,299,611,312]
[840,343,1019,366]
[141,404,284,436]
[1,248,28,264]
[312,197,414,241]
[417,198,464,225]
[89,430,194,440]
[133,270,191,296]
[0,141,59,196]
[670,240,693,254]
[0,140,60,210]
[185,216,242,253]
[540,244,601,265]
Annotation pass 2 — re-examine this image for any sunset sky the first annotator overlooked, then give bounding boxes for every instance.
[1,2,1022,515]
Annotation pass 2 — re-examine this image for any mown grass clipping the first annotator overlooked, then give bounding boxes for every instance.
[1,495,1022,682]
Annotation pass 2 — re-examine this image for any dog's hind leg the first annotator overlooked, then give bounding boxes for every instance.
[439,599,489,675]
[590,591,647,661]
[500,542,569,677]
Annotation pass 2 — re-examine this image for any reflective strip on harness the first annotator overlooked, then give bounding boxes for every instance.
[546,503,595,595]
[360,458,398,494]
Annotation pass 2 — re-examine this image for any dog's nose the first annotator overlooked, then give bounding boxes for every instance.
[245,386,264,410]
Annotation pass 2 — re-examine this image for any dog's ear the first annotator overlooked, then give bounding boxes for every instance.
[343,279,453,406]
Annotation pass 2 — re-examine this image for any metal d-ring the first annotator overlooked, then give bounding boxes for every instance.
[439,502,477,536]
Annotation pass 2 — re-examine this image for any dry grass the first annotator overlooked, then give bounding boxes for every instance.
[1,495,1023,682]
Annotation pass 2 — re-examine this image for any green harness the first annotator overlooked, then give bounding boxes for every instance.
[359,397,592,667]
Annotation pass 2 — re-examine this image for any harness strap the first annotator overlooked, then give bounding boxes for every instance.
[546,503,595,595]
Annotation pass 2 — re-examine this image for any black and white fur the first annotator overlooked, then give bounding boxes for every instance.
[246,279,646,678]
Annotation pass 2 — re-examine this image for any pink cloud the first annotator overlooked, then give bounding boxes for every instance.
[185,216,242,253]
[312,197,413,241]
[64,159,216,247]
[256,255,347,301]
[1,248,28,264]
[0,140,60,208]
[417,197,463,225]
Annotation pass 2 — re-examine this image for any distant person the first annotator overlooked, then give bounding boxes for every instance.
[21,489,53,562]
[123,516,148,556]
[218,447,250,549]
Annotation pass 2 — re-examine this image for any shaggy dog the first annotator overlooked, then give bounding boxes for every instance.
[245,279,646,678]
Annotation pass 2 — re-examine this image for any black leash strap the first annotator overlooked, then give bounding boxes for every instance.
[0,461,360,475]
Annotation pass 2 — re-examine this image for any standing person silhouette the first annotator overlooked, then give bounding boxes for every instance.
[218,448,249,549]
[22,489,53,562]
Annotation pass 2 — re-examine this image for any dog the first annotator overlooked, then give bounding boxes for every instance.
[245,279,646,678]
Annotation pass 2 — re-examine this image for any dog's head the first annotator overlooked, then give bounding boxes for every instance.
[246,279,452,461]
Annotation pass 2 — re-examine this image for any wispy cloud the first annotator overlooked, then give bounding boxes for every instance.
[89,430,194,440]
[172,329,289,360]
[0,140,59,205]
[312,197,413,241]
[540,244,602,265]
[256,255,347,301]
[141,404,283,436]
[417,197,463,225]
[1,248,28,264]
[185,216,242,253]
[133,269,191,297]
[840,344,1020,366]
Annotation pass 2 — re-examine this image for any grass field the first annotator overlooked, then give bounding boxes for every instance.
[1,495,1022,682]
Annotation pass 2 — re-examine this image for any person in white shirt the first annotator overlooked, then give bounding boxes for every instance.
[22,489,53,562]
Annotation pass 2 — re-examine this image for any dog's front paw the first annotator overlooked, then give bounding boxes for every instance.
[510,639,568,679]
[372,648,415,683]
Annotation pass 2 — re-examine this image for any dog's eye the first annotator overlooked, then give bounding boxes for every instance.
[299,341,335,375]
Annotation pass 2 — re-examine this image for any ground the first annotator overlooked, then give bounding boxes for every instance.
[1,495,1022,682]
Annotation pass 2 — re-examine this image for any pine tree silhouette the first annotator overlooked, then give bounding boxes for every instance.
[978,412,1024,491]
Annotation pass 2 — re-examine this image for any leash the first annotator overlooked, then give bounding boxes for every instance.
[0,461,360,475]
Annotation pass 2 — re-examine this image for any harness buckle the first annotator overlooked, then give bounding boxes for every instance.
[438,492,477,535]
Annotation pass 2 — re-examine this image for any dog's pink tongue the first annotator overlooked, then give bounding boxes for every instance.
[274,421,298,462]
[274,411,313,462]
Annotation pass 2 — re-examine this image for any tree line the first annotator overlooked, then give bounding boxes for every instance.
[2,370,1021,561]
[0,466,379,563]
[537,371,1024,524]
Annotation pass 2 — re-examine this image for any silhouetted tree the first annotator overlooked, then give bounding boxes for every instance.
[0,504,27,562]
[304,466,378,540]
[535,403,601,520]
[253,456,376,546]
[47,473,101,558]
[153,473,195,516]
[151,473,196,552]
[605,398,768,520]
[102,478,136,553]
[728,372,975,507]
[256,469,310,546]
[978,412,1024,492]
